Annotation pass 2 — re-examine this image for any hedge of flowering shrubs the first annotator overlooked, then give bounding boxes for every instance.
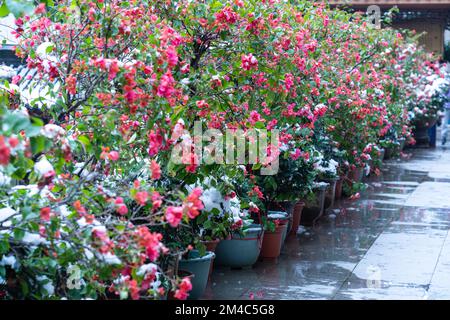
[0,0,447,299]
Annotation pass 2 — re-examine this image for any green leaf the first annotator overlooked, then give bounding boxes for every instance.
[0,1,10,17]
[30,136,46,154]
[13,228,25,241]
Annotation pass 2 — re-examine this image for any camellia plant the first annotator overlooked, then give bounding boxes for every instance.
[0,0,444,300]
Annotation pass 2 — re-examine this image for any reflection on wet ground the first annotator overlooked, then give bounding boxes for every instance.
[204,145,450,300]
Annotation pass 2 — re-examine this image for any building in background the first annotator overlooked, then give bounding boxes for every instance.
[328,0,450,56]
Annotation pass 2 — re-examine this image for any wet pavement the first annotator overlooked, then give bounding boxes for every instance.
[205,143,450,300]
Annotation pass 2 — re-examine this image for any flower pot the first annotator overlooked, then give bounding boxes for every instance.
[201,239,220,252]
[178,250,215,300]
[214,224,264,268]
[267,211,290,244]
[267,201,295,234]
[335,176,345,200]
[200,239,220,278]
[260,223,287,259]
[412,118,437,146]
[379,148,385,163]
[300,183,328,226]
[289,201,305,236]
[323,178,338,211]
[348,166,364,182]
[343,167,364,197]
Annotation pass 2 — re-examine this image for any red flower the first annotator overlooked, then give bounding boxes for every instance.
[8,137,19,148]
[135,226,162,261]
[165,206,183,227]
[174,277,192,300]
[73,200,87,215]
[40,207,51,221]
[0,136,11,166]
[66,75,77,95]
[184,188,203,219]
[128,279,140,300]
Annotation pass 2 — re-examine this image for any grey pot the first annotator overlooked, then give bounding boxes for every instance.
[214,224,264,268]
[179,250,215,300]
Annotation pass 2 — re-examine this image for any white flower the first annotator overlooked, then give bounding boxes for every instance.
[34,157,54,176]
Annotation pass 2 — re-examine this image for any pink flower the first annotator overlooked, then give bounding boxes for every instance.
[180,64,190,74]
[241,53,258,71]
[290,148,301,160]
[148,131,163,157]
[35,3,46,14]
[157,71,175,98]
[174,277,192,300]
[150,160,161,180]
[165,206,183,227]
[151,191,163,211]
[166,46,178,67]
[117,204,128,215]
[135,191,148,206]
[248,110,262,125]
[108,151,120,161]
[136,226,163,261]
[184,188,203,219]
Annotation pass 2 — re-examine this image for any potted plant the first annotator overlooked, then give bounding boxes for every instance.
[300,182,329,226]
[178,250,215,300]
[259,218,287,259]
[214,222,264,268]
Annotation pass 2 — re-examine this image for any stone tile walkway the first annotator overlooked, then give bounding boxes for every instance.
[204,144,450,300]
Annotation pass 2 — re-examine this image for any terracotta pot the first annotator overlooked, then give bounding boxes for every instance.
[260,223,287,259]
[290,201,305,236]
[348,167,364,182]
[335,176,345,200]
[267,201,295,234]
[267,211,289,244]
[201,239,220,252]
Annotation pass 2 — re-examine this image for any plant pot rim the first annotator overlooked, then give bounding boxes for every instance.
[180,250,215,263]
[312,183,329,190]
[265,223,287,234]
[200,238,221,244]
